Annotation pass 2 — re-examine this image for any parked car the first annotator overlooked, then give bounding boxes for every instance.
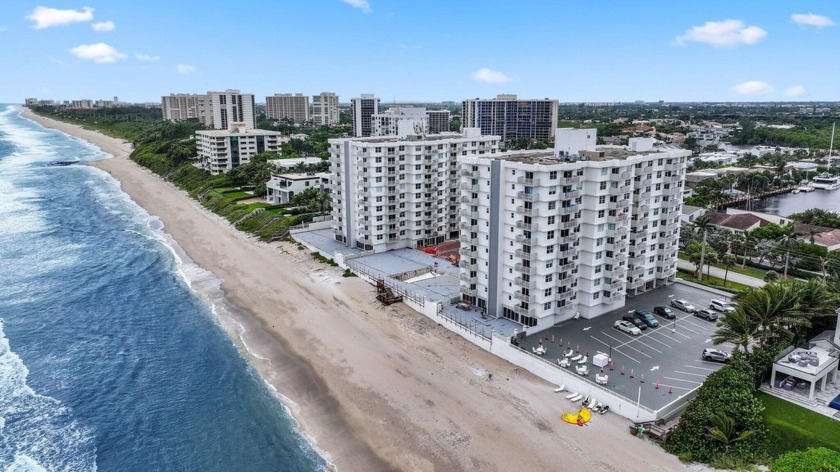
[670,299,696,313]
[653,306,676,319]
[702,348,731,363]
[621,314,648,330]
[633,310,660,328]
[614,320,642,336]
[695,308,718,321]
[709,299,736,313]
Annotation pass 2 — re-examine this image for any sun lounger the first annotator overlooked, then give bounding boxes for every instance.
[570,393,584,402]
[553,384,565,393]
[577,355,588,365]
[565,391,579,400]
[564,349,574,358]
[571,354,583,362]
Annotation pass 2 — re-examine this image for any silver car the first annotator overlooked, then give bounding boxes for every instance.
[614,320,642,336]
[670,299,696,313]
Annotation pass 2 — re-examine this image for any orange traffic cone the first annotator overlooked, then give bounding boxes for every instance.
[640,374,645,383]
[655,380,660,389]
[621,366,625,375]
[668,386,673,394]
[630,369,634,378]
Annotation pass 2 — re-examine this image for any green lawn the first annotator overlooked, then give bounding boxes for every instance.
[677,269,750,293]
[677,253,768,280]
[757,392,840,457]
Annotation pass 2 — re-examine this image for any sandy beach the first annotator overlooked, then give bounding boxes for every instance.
[21,108,705,471]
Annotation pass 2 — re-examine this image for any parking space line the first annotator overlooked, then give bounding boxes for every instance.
[663,376,702,385]
[598,332,652,359]
[685,365,718,372]
[590,334,642,364]
[677,317,716,331]
[627,337,666,352]
[674,370,708,378]
[658,383,696,391]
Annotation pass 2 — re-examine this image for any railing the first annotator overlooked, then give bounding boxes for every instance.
[516,221,532,231]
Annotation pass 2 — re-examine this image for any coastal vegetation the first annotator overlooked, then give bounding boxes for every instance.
[31,106,332,241]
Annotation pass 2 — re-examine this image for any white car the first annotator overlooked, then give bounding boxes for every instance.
[670,299,696,313]
[709,299,736,313]
[614,320,642,336]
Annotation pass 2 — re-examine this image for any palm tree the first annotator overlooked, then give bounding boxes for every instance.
[721,253,737,288]
[693,215,714,280]
[739,230,755,269]
[707,412,756,453]
[777,229,801,280]
[733,283,805,348]
[713,309,758,352]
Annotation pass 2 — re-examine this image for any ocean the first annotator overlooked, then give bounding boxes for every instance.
[0,105,325,471]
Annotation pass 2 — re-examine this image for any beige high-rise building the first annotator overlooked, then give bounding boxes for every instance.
[312,92,339,126]
[161,93,208,122]
[266,93,310,124]
[162,90,255,130]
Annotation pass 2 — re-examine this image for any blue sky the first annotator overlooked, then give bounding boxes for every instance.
[1,1,838,103]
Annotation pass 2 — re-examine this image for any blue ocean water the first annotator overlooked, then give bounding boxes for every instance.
[0,105,325,471]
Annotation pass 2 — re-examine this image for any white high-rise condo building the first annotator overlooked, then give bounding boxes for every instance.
[462,94,559,143]
[312,92,339,126]
[265,93,310,124]
[162,90,255,130]
[426,110,451,134]
[372,107,428,137]
[458,129,689,331]
[351,94,380,137]
[196,123,288,175]
[329,128,500,252]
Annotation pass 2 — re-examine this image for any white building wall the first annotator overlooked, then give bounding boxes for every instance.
[266,93,310,123]
[312,92,339,126]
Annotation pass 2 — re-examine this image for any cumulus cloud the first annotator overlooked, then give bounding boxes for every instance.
[27,6,93,29]
[731,81,773,95]
[135,53,160,61]
[791,13,835,28]
[342,0,371,13]
[472,68,513,84]
[176,64,195,74]
[91,20,115,32]
[69,43,126,63]
[674,19,767,47]
[785,86,806,97]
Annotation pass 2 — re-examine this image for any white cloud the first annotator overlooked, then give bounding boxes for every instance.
[69,43,126,63]
[785,86,806,97]
[342,0,371,13]
[135,53,160,62]
[91,20,115,32]
[731,81,773,95]
[176,64,195,74]
[472,68,513,84]
[674,19,767,47]
[791,13,835,28]
[27,6,93,29]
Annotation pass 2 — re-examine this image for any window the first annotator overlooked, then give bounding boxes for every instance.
[599,182,607,190]
[549,171,557,180]
[594,278,601,286]
[596,237,604,246]
[546,245,555,254]
[598,196,606,204]
[545,274,553,283]
[596,251,603,260]
[548,201,556,210]
[544,288,553,297]
[597,210,605,218]
[547,216,556,225]
[547,231,555,239]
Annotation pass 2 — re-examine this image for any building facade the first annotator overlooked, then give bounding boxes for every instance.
[207,90,255,130]
[266,172,329,204]
[462,95,559,143]
[329,129,500,252]
[458,130,689,330]
[312,92,339,126]
[265,93,310,124]
[196,123,287,174]
[372,107,427,137]
[351,94,380,137]
[161,93,208,122]
[426,109,451,134]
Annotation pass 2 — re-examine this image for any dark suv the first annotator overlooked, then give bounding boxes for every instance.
[633,310,660,328]
[653,306,676,319]
[621,314,648,330]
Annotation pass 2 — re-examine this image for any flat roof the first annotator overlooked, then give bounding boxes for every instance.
[196,128,285,136]
[274,172,329,180]
[488,145,686,165]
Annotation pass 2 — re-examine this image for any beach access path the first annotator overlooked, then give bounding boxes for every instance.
[22,108,710,472]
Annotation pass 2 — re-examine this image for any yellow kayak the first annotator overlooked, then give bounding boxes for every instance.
[561,407,591,425]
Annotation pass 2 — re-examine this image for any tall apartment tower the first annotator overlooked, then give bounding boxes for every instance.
[265,93,310,124]
[461,94,559,143]
[161,93,208,122]
[329,128,500,252]
[351,94,380,137]
[207,90,255,130]
[312,92,339,126]
[426,110,451,134]
[458,130,689,331]
[371,107,428,137]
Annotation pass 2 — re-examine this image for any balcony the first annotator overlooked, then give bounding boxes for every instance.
[460,169,477,178]
[460,209,478,218]
[559,248,577,258]
[462,288,477,297]
[516,191,534,201]
[459,234,473,243]
[517,176,541,186]
[664,163,680,172]
[641,166,653,174]
[515,221,532,231]
[640,179,652,188]
[618,185,632,194]
[515,235,532,244]
[514,277,536,289]
[459,182,479,191]
[561,190,580,200]
[513,292,530,302]
[610,280,624,289]
[513,305,536,317]
[459,273,473,282]
[514,249,532,259]
[515,206,537,216]
[566,176,581,185]
[459,261,477,271]
[668,175,681,183]
[514,263,533,274]
[459,196,473,204]
[561,220,577,229]
[607,201,629,211]
[557,290,574,301]
[558,262,575,272]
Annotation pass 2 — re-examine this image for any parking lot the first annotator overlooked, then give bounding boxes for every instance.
[520,282,736,411]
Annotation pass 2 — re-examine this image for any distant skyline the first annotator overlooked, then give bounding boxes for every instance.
[2,1,839,103]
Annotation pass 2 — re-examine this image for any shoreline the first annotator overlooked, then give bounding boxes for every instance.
[20,107,704,472]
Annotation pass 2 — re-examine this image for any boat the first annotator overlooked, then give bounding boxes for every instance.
[811,172,840,190]
[797,185,816,193]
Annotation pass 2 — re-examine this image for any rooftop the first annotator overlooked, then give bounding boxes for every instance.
[486,144,687,165]
[196,127,286,137]
[273,172,329,180]
[706,211,770,231]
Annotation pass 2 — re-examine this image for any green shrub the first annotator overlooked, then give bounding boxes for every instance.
[771,447,840,472]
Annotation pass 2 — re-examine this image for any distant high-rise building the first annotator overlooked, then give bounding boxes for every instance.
[426,109,451,134]
[372,107,427,137]
[312,92,339,126]
[351,94,380,137]
[196,123,288,175]
[162,90,255,130]
[462,95,559,143]
[265,93,310,124]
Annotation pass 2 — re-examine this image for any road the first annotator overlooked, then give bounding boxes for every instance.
[677,259,766,288]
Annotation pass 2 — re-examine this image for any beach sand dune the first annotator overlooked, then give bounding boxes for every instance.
[22,108,705,472]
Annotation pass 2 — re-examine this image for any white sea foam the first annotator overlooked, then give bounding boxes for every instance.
[0,321,96,471]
